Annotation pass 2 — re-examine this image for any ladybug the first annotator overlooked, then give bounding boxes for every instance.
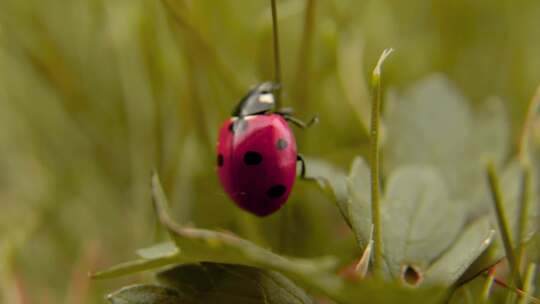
[216,82,317,216]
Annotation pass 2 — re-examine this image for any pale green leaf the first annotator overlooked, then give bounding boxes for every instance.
[136,242,179,260]
[303,157,350,225]
[345,162,482,286]
[381,166,465,279]
[384,75,510,216]
[346,156,371,248]
[157,262,314,304]
[471,97,510,163]
[92,254,182,280]
[385,75,473,198]
[424,217,495,285]
[150,172,344,298]
[107,285,194,304]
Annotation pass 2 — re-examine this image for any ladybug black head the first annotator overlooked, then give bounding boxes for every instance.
[232,82,280,117]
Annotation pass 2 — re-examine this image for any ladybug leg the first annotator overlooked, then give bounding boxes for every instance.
[297,154,313,180]
[284,114,319,129]
[276,107,294,115]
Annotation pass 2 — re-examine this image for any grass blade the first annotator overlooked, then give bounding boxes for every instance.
[486,161,523,288]
[518,263,537,304]
[481,267,496,303]
[516,164,533,284]
[518,84,540,164]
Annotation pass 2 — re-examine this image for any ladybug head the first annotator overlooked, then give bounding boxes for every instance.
[232,82,280,117]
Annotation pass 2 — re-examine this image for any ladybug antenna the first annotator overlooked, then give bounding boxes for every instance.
[270,0,282,108]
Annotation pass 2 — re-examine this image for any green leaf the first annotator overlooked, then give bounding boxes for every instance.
[149,172,449,303]
[381,166,466,279]
[150,172,345,297]
[384,75,510,216]
[424,217,495,285]
[302,157,350,225]
[99,172,453,303]
[136,242,178,260]
[345,162,490,286]
[96,173,342,300]
[385,75,472,196]
[93,239,180,280]
[156,262,315,304]
[92,254,182,280]
[107,285,194,304]
[346,156,371,249]
[458,234,512,285]
[471,97,510,163]
[156,264,446,304]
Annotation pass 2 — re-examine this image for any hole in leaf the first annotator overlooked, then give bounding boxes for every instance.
[401,265,423,287]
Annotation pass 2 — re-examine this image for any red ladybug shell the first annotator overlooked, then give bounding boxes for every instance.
[217,114,297,216]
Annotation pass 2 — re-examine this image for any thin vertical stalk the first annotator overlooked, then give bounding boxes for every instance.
[369,48,393,278]
[294,0,316,105]
[270,0,289,252]
[518,263,537,304]
[516,164,532,280]
[270,0,282,107]
[486,161,523,288]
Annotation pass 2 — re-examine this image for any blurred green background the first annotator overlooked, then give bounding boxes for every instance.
[1,0,539,303]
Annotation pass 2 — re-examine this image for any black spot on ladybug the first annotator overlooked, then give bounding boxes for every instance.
[217,154,224,167]
[244,151,262,165]
[229,119,248,134]
[276,138,288,150]
[266,185,286,198]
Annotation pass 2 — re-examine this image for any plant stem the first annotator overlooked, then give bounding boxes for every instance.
[486,161,524,288]
[481,267,496,303]
[518,84,540,163]
[516,164,532,280]
[294,0,316,105]
[518,263,537,304]
[270,0,282,107]
[369,48,393,279]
